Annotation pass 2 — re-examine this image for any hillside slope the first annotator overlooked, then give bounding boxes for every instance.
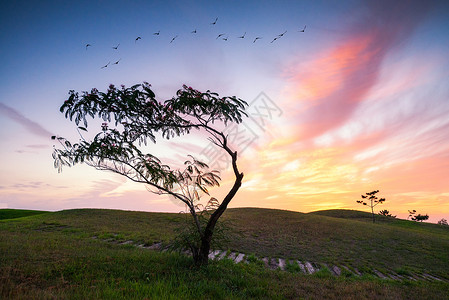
[1,208,449,299]
[223,208,449,277]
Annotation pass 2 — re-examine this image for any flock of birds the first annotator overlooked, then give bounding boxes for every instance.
[85,17,307,69]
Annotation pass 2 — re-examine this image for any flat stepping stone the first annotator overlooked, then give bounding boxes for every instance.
[331,265,341,276]
[304,262,315,274]
[296,260,307,274]
[267,258,279,270]
[387,273,400,280]
[322,264,341,276]
[373,269,388,279]
[118,240,134,245]
[228,252,237,260]
[261,257,279,270]
[208,250,221,260]
[421,273,443,281]
[234,253,245,263]
[216,251,227,260]
[147,242,162,249]
[278,258,286,270]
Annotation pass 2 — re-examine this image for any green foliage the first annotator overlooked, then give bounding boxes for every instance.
[313,267,333,278]
[285,262,302,273]
[169,209,230,257]
[245,253,263,266]
[52,83,247,195]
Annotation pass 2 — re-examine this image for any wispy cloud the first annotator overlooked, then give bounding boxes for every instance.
[282,0,434,141]
[10,181,68,191]
[0,102,53,138]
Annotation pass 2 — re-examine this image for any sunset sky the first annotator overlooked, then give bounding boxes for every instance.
[1,0,448,222]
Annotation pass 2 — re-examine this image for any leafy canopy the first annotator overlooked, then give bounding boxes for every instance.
[52,83,248,205]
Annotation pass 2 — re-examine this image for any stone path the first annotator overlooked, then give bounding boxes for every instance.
[93,235,448,282]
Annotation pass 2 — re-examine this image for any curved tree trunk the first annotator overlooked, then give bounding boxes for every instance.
[195,165,244,266]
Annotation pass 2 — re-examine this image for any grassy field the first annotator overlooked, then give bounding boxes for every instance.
[1,208,448,299]
[0,208,49,220]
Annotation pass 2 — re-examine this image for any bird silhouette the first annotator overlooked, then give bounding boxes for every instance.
[210,17,218,25]
[101,62,110,69]
[135,36,141,43]
[170,35,178,43]
[85,44,91,50]
[238,32,246,39]
[216,33,225,39]
[153,31,160,35]
[278,30,287,37]
[270,37,278,43]
[191,29,197,33]
[253,37,262,43]
[113,58,121,65]
[112,43,120,50]
[299,25,306,32]
[222,36,228,41]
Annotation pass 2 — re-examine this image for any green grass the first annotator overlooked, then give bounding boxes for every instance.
[224,208,449,277]
[1,207,448,299]
[0,208,49,220]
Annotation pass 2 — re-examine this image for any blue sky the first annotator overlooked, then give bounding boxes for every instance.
[1,0,449,222]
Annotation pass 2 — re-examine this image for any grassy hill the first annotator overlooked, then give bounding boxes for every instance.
[224,208,449,276]
[1,207,448,299]
[0,208,49,220]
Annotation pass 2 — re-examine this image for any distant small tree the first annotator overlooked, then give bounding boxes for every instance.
[356,190,385,223]
[52,83,248,266]
[378,209,396,218]
[408,210,429,222]
[437,218,448,226]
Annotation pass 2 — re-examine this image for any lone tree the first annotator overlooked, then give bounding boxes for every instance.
[437,218,448,226]
[356,190,385,223]
[408,210,429,222]
[379,209,396,218]
[52,82,248,266]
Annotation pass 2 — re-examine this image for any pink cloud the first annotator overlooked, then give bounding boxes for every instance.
[282,0,433,142]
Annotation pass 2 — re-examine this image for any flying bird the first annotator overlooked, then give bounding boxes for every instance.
[85,44,91,50]
[216,33,225,39]
[135,36,141,43]
[101,62,110,69]
[238,32,246,39]
[112,43,120,50]
[299,25,306,32]
[191,29,197,33]
[210,17,218,25]
[253,37,262,43]
[270,37,278,43]
[113,58,121,65]
[153,31,160,35]
[170,35,178,43]
[222,37,228,41]
[277,30,287,37]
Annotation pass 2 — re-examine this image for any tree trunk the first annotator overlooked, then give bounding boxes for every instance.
[196,234,212,266]
[194,170,244,266]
